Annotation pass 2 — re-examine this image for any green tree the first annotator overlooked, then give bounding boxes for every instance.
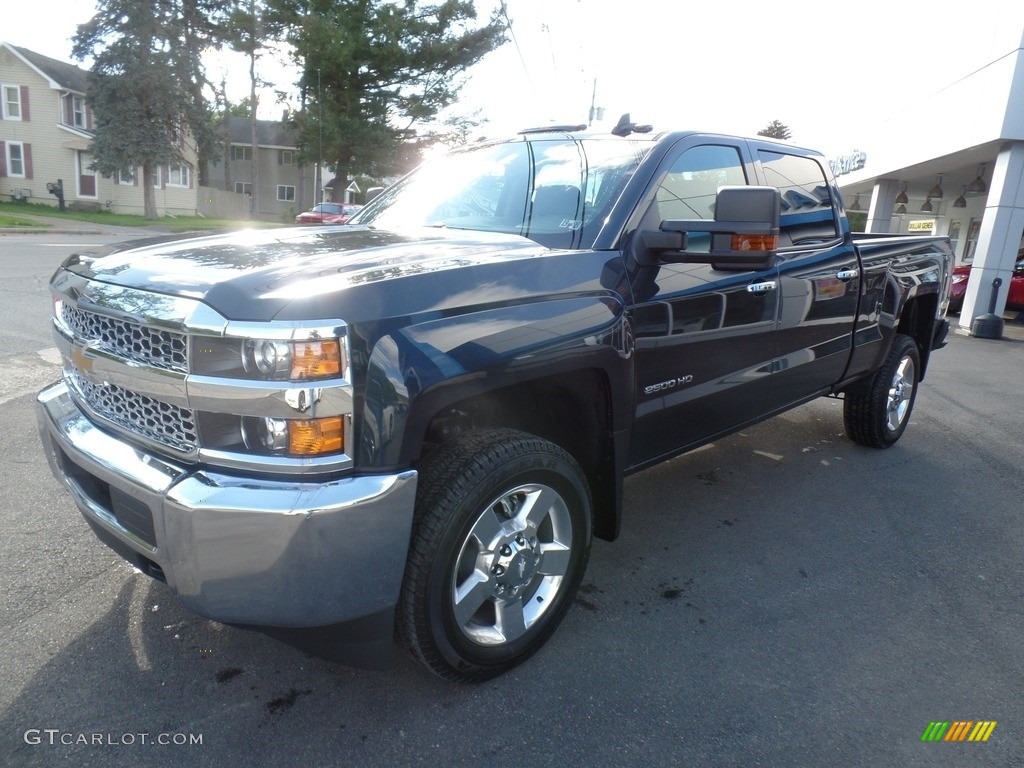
[757,120,792,141]
[172,0,231,186]
[73,0,226,218]
[268,0,506,196]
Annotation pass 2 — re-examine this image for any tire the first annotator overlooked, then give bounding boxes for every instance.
[398,429,592,683]
[843,333,921,448]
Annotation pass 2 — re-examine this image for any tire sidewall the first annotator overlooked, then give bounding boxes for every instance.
[423,448,591,677]
[879,335,920,444]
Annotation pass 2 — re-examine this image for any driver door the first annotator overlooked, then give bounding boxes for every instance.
[628,141,780,468]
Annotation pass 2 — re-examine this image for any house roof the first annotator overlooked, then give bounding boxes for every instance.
[5,43,91,94]
[226,116,299,149]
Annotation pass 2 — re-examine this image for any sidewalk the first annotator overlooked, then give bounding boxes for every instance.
[952,311,1024,340]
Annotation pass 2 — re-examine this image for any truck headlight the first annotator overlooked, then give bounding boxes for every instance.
[240,339,342,380]
[243,340,292,377]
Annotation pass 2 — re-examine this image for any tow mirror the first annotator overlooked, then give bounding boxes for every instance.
[639,186,781,270]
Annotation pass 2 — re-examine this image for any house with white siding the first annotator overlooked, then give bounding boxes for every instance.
[0,42,198,216]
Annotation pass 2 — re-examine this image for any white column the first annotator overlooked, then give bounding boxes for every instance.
[866,179,900,233]
[959,141,1024,330]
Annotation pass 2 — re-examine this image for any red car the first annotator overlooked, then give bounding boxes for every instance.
[294,203,362,225]
[948,254,1024,313]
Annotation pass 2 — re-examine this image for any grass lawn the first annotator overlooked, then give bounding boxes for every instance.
[0,211,46,228]
[0,201,284,233]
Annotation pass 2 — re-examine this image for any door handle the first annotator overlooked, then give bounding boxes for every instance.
[836,268,859,281]
[746,281,777,295]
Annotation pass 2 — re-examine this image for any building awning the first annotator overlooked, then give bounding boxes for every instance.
[61,138,91,151]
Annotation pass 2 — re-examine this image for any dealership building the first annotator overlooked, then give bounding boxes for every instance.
[837,28,1024,330]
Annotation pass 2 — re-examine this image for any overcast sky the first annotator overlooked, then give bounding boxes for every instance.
[5,0,1024,159]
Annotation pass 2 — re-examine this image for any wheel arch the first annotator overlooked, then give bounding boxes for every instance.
[411,367,626,542]
[357,299,635,542]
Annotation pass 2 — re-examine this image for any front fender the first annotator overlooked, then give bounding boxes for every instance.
[358,295,634,469]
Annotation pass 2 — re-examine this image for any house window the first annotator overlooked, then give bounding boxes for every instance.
[276,185,295,202]
[234,181,252,195]
[152,166,162,187]
[2,84,21,120]
[231,145,252,161]
[118,167,135,185]
[279,150,294,165]
[6,141,25,176]
[72,96,86,128]
[167,164,190,187]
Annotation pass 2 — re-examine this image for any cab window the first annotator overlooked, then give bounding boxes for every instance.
[644,144,747,253]
[758,151,838,245]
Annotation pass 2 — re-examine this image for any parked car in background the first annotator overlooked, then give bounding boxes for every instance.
[294,202,362,225]
[948,253,1024,313]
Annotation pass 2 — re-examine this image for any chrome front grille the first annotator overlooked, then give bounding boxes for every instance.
[68,371,198,453]
[61,303,188,373]
[51,274,353,473]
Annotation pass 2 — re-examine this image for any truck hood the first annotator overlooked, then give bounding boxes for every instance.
[61,226,551,321]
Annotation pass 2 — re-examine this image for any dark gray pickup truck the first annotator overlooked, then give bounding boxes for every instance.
[37,124,952,681]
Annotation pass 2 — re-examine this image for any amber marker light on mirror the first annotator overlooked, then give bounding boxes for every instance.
[291,339,342,379]
[288,416,344,455]
[732,234,778,251]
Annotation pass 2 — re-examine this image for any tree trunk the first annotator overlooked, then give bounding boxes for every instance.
[248,2,259,221]
[142,162,158,220]
[218,81,232,193]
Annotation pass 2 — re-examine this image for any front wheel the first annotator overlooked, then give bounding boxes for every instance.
[843,333,921,448]
[398,429,592,683]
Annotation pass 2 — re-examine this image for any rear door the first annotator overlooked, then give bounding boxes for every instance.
[754,148,859,409]
[628,140,780,468]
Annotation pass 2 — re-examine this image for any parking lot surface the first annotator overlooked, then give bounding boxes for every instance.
[2,233,1022,767]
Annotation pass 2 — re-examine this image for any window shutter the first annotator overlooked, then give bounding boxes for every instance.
[278,151,283,165]
[0,141,6,177]
[20,86,30,122]
[24,143,32,179]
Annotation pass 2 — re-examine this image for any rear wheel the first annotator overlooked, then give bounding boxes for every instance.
[399,429,591,682]
[843,333,920,448]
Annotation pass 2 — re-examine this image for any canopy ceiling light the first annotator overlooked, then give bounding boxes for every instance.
[920,198,934,213]
[953,187,967,208]
[896,203,907,214]
[926,174,944,199]
[895,184,909,205]
[849,194,863,211]
[966,164,987,195]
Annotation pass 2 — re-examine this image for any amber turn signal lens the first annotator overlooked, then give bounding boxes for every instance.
[731,234,778,251]
[290,339,342,379]
[288,416,344,455]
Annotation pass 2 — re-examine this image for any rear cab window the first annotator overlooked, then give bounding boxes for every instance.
[757,150,840,246]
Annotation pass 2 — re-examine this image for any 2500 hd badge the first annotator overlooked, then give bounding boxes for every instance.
[643,375,695,395]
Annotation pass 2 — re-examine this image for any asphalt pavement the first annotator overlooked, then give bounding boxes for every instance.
[0,232,1022,768]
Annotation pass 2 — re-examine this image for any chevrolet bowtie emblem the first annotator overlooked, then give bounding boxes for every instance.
[71,343,94,373]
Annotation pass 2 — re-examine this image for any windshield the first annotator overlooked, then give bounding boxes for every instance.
[352,137,649,249]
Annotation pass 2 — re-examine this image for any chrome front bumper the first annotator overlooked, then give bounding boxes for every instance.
[37,380,417,629]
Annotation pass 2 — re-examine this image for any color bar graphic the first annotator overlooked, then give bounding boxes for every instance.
[921,721,996,742]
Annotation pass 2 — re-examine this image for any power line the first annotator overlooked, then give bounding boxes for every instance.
[498,1,536,99]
